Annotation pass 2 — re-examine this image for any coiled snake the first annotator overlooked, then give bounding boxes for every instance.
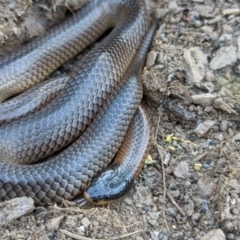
[0,0,155,205]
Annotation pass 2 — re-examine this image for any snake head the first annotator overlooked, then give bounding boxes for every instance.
[84,165,134,205]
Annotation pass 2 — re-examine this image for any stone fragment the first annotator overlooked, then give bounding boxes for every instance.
[46,216,64,231]
[232,132,240,142]
[183,47,208,87]
[183,200,194,217]
[166,208,176,218]
[213,97,238,115]
[155,9,169,19]
[123,197,133,205]
[210,46,237,70]
[81,217,90,228]
[197,177,215,197]
[0,197,34,225]
[193,6,216,18]
[220,120,228,132]
[191,93,217,107]
[200,229,225,240]
[65,215,78,227]
[148,211,160,220]
[174,161,189,179]
[146,50,157,68]
[227,233,235,240]
[214,133,224,142]
[191,212,201,223]
[222,221,235,232]
[142,70,167,106]
[77,226,85,236]
[193,120,215,137]
[169,190,180,198]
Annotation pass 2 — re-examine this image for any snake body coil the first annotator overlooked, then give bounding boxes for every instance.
[0,0,155,205]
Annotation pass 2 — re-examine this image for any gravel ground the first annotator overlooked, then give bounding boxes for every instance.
[0,0,240,239]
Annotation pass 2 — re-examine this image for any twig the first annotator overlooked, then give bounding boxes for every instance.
[154,111,170,231]
[166,191,185,217]
[60,229,143,240]
[192,151,208,163]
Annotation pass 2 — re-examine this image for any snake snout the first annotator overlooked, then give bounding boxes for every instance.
[84,166,134,205]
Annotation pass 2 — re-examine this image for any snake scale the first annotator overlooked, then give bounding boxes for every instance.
[0,0,155,205]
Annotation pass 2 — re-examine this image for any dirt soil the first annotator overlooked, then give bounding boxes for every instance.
[0,0,240,239]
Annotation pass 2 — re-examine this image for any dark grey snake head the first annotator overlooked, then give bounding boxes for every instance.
[84,165,134,205]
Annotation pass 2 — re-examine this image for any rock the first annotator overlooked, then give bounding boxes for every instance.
[123,197,133,205]
[201,82,215,93]
[220,120,228,132]
[222,221,235,232]
[148,211,160,220]
[213,98,238,115]
[227,179,240,192]
[166,208,176,218]
[155,9,169,19]
[210,46,237,70]
[204,106,214,113]
[197,177,215,197]
[0,197,35,225]
[232,132,240,142]
[193,6,216,18]
[81,217,90,228]
[183,47,208,87]
[205,71,215,82]
[77,226,85,236]
[169,190,180,198]
[200,229,225,240]
[146,50,157,68]
[191,212,201,223]
[222,25,233,34]
[174,161,189,179]
[46,216,64,231]
[192,93,217,107]
[65,215,78,227]
[193,120,215,137]
[142,70,167,106]
[227,233,235,240]
[183,200,194,217]
[23,14,46,38]
[148,219,158,226]
[214,133,224,142]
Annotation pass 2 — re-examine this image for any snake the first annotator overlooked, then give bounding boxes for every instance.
[0,0,155,205]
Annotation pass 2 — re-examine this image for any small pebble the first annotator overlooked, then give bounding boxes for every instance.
[146,50,157,68]
[214,133,224,142]
[169,190,180,198]
[197,177,215,197]
[123,197,133,205]
[231,207,239,215]
[220,120,228,132]
[223,221,235,232]
[227,233,235,240]
[81,217,90,228]
[46,216,64,231]
[191,212,201,222]
[166,207,177,218]
[174,161,189,179]
[193,120,215,137]
[204,106,214,113]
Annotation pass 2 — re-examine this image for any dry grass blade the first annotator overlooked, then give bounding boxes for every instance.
[154,111,170,231]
